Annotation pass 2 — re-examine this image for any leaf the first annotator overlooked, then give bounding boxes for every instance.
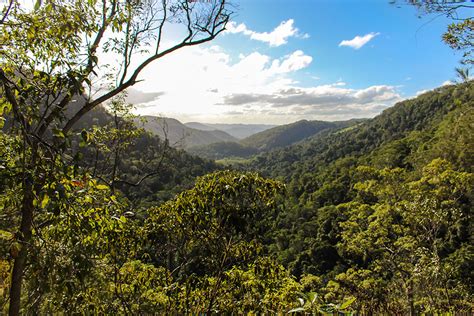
[339,297,356,310]
[52,128,65,139]
[307,292,318,304]
[41,195,50,209]
[0,230,13,240]
[34,0,42,10]
[288,307,305,313]
[297,297,304,306]
[96,184,109,190]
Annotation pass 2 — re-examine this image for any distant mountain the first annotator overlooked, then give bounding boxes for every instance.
[187,119,363,160]
[134,116,237,149]
[251,82,474,180]
[184,122,216,131]
[185,122,277,139]
[241,120,340,151]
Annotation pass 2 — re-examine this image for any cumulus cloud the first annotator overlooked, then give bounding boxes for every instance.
[269,50,313,74]
[132,43,400,123]
[339,32,380,49]
[124,87,164,104]
[221,84,401,119]
[223,84,400,107]
[226,19,308,47]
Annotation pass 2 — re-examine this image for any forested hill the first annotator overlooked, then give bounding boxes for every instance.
[250,81,473,294]
[134,116,237,148]
[240,119,359,151]
[187,119,362,160]
[72,105,219,207]
[251,82,474,181]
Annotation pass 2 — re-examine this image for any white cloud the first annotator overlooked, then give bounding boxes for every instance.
[125,87,164,104]
[132,45,312,122]
[442,80,454,86]
[226,19,307,47]
[339,32,380,50]
[415,89,429,96]
[222,84,401,117]
[130,44,401,124]
[269,50,313,74]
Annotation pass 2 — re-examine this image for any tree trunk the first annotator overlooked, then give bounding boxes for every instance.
[9,179,35,316]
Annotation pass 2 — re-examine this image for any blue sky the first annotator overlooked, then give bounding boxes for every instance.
[228,0,461,93]
[132,0,468,124]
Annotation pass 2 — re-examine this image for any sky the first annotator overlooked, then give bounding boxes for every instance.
[126,0,467,124]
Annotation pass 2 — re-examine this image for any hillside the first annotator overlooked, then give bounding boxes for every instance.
[188,119,362,160]
[184,122,217,131]
[186,122,277,139]
[241,119,353,151]
[134,116,237,148]
[248,81,473,287]
[251,82,474,179]
[70,107,219,206]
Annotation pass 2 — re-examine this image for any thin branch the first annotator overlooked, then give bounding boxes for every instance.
[0,0,14,25]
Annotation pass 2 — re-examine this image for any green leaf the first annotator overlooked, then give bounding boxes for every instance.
[307,292,318,304]
[41,195,50,209]
[339,297,356,310]
[34,0,42,10]
[96,184,109,190]
[52,128,65,139]
[0,230,13,240]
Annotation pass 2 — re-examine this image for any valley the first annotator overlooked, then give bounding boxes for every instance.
[1,1,472,314]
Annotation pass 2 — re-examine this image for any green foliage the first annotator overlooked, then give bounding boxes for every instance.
[188,141,259,160]
[145,171,284,278]
[241,119,344,151]
[335,159,473,313]
[443,19,473,66]
[0,1,472,311]
[247,82,473,314]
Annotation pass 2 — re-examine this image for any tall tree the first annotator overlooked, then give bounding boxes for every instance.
[0,1,231,314]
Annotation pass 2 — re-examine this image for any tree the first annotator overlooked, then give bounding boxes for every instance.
[0,1,231,314]
[335,160,473,314]
[144,171,290,313]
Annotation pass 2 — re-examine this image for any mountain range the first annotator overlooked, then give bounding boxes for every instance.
[185,122,276,139]
[134,115,366,159]
[186,119,365,160]
[133,116,238,148]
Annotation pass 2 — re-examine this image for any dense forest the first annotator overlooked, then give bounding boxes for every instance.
[0,0,473,315]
